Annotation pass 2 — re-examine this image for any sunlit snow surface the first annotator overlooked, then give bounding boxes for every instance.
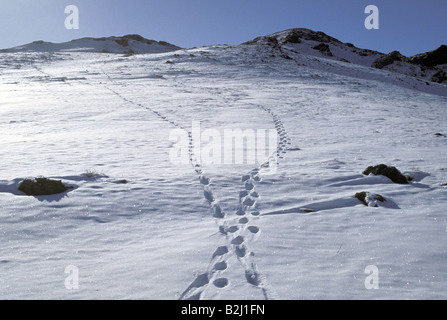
[0,45,446,299]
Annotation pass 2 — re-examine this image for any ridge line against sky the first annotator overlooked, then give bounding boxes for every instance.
[0,0,445,56]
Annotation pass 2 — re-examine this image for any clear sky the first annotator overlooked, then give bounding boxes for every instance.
[0,0,445,56]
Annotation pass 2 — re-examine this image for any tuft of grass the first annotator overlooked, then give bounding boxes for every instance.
[81,170,108,179]
[19,178,72,196]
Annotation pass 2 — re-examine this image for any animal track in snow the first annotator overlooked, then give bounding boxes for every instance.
[203,188,215,203]
[239,217,249,224]
[213,278,229,288]
[247,226,260,234]
[199,175,210,186]
[236,207,246,216]
[231,235,245,245]
[212,204,225,219]
[219,225,239,235]
[100,67,287,300]
[235,244,248,258]
[213,261,228,271]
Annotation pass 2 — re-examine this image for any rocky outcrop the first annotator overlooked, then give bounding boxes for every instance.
[371,51,407,69]
[409,45,447,68]
[363,164,411,184]
[312,43,332,56]
[281,28,341,44]
[243,28,342,46]
[431,70,447,83]
[19,178,72,196]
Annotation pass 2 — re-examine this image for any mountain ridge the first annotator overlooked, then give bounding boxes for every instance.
[243,28,447,84]
[0,34,181,54]
[1,28,446,84]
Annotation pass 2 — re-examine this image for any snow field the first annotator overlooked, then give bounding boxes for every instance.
[0,44,446,299]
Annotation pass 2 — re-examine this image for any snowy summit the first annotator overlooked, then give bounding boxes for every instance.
[0,34,181,54]
[245,28,447,85]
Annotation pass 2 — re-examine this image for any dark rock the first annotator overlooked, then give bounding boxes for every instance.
[243,35,280,49]
[358,50,371,57]
[409,45,447,67]
[126,34,151,44]
[243,28,342,46]
[158,41,172,47]
[431,70,447,83]
[312,43,332,56]
[115,38,128,47]
[241,37,262,45]
[372,51,407,69]
[265,36,280,48]
[283,31,301,44]
[355,191,386,207]
[355,191,369,206]
[362,164,410,184]
[18,178,72,196]
[293,29,341,44]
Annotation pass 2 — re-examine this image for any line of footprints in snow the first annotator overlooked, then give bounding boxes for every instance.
[180,105,291,300]
[99,69,289,299]
[179,169,269,300]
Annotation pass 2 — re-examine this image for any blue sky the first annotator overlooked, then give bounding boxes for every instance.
[0,0,445,56]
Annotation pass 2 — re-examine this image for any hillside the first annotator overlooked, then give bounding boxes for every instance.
[0,29,446,300]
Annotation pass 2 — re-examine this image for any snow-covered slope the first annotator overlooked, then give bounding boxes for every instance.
[0,34,181,54]
[0,30,446,300]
